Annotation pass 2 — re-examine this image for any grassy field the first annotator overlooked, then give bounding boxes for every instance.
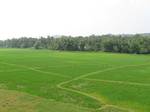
[0,49,150,112]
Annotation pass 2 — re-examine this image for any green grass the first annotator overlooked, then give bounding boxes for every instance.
[0,48,150,112]
[0,89,94,112]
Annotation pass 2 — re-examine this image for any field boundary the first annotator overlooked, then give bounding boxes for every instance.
[0,62,69,78]
[83,78,150,87]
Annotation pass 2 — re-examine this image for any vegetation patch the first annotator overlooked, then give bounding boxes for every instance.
[0,49,150,112]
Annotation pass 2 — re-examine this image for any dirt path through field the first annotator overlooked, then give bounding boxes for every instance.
[0,62,69,78]
[83,78,150,87]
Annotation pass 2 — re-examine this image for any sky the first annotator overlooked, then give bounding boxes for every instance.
[0,0,150,40]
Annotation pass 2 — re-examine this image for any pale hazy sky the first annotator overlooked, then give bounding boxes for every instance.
[0,0,150,40]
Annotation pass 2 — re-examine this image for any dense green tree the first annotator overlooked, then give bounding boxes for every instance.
[34,40,42,49]
[1,34,150,54]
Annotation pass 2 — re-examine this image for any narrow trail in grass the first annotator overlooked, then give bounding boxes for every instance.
[0,62,69,78]
[97,104,134,112]
[57,63,150,112]
[83,78,150,87]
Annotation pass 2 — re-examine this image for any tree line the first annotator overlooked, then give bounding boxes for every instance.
[0,34,150,54]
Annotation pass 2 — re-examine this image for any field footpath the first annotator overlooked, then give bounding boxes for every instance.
[0,62,69,78]
[83,78,150,87]
[57,63,150,112]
